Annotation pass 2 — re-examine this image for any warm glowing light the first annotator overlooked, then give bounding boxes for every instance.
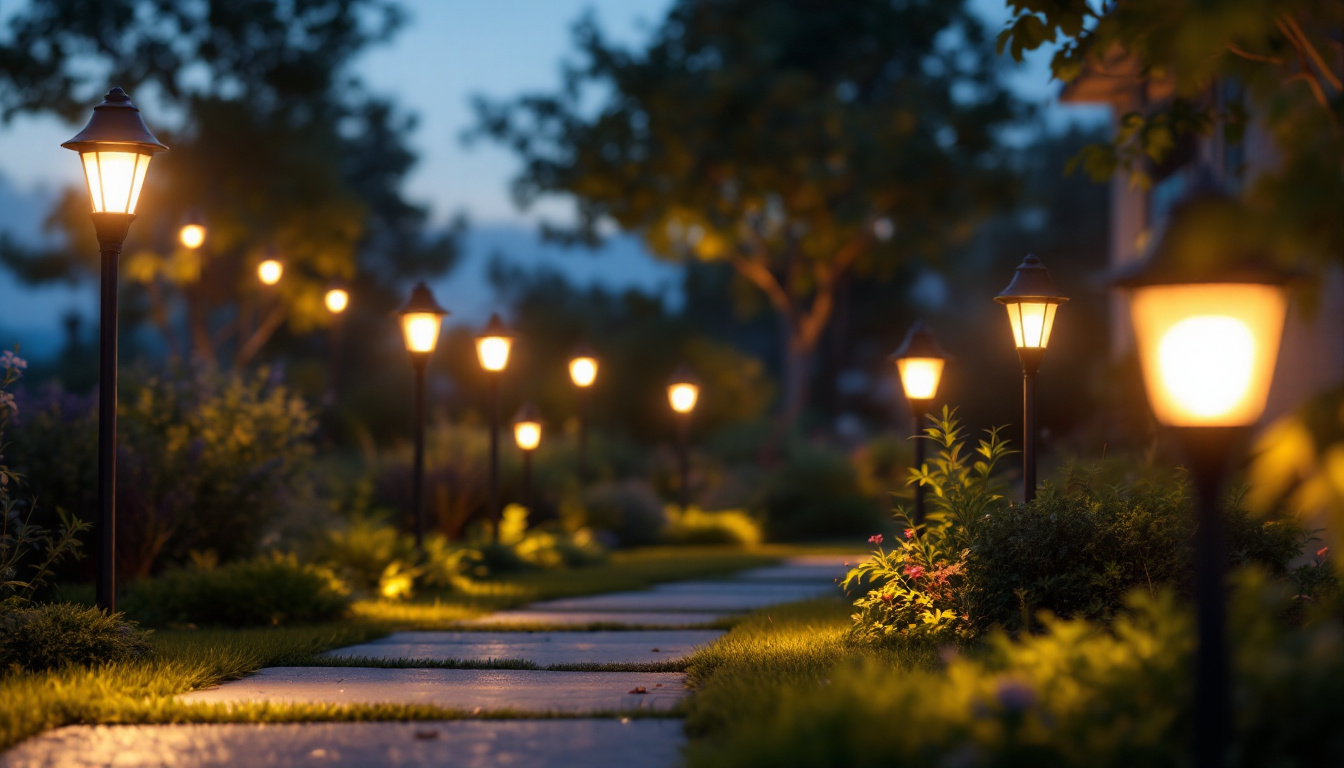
[477,336,512,372]
[401,313,442,353]
[570,356,598,387]
[669,383,699,414]
[514,421,542,451]
[1004,301,1059,349]
[325,288,349,314]
[1129,283,1287,427]
[81,151,152,214]
[179,223,206,249]
[258,259,283,286]
[897,357,945,401]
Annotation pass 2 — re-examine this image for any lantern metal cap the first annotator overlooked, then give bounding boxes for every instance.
[1110,173,1296,289]
[183,208,204,226]
[513,401,542,425]
[668,364,700,387]
[62,87,169,154]
[571,342,597,359]
[889,320,950,361]
[394,282,449,318]
[995,254,1069,303]
[477,312,514,339]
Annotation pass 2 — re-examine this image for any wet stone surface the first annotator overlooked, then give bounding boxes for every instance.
[324,629,723,667]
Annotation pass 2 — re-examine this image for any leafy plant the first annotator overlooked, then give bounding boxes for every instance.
[844,407,1013,641]
[761,445,883,542]
[120,553,350,627]
[664,506,762,547]
[0,602,152,673]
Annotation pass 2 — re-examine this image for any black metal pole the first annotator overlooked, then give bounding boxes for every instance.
[95,242,121,614]
[579,386,591,467]
[326,314,343,409]
[91,213,130,614]
[411,356,428,550]
[522,449,533,513]
[489,375,501,543]
[1176,426,1242,768]
[677,413,691,512]
[910,400,929,527]
[1018,348,1043,504]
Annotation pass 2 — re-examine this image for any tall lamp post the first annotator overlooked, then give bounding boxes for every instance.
[476,314,515,542]
[1115,181,1289,768]
[63,87,168,614]
[395,283,449,550]
[667,366,700,512]
[324,284,350,407]
[995,254,1068,503]
[890,321,949,527]
[568,345,598,462]
[513,403,543,512]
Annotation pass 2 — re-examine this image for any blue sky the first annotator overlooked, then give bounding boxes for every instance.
[0,0,1105,353]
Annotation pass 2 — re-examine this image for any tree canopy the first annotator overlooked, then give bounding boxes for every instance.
[472,0,1024,424]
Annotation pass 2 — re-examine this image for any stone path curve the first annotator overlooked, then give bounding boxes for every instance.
[0,555,849,768]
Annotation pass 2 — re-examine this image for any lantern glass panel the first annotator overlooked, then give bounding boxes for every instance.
[1129,283,1287,427]
[401,312,442,353]
[477,336,512,371]
[570,356,598,387]
[668,383,699,413]
[82,150,152,215]
[897,357,945,401]
[1005,300,1058,349]
[179,223,206,249]
[325,289,349,314]
[514,421,542,450]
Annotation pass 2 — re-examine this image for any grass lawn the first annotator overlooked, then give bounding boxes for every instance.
[0,545,850,752]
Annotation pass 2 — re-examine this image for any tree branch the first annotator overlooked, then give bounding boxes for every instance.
[1226,43,1283,66]
[235,303,287,367]
[1279,14,1343,93]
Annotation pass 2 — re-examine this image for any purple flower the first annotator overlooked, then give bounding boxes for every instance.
[1,350,26,371]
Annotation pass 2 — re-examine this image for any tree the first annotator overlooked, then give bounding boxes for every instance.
[472,0,1023,425]
[0,0,457,365]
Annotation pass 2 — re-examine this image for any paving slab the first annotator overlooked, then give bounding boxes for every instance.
[324,630,722,666]
[455,610,728,628]
[0,719,685,768]
[179,668,689,713]
[530,582,833,613]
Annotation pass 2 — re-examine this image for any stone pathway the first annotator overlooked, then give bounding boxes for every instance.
[1,555,851,768]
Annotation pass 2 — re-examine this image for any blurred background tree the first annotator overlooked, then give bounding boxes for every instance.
[0,0,459,368]
[471,0,1026,427]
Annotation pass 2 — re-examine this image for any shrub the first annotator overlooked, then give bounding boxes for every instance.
[313,517,418,592]
[966,478,1304,634]
[761,445,882,542]
[0,603,151,672]
[577,480,668,547]
[11,367,317,577]
[120,553,350,627]
[664,507,762,547]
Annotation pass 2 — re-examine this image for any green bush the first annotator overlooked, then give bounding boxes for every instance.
[0,603,151,672]
[664,507,762,547]
[761,446,882,542]
[687,573,1344,767]
[11,367,317,577]
[966,479,1303,634]
[121,553,350,627]
[313,517,418,592]
[577,480,668,547]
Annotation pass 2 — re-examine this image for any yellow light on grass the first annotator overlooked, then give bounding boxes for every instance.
[1129,283,1287,427]
[897,357,945,401]
[179,223,206,249]
[570,356,598,387]
[81,150,151,215]
[325,288,349,314]
[477,336,512,372]
[401,313,442,354]
[669,383,699,414]
[514,421,542,451]
[1004,301,1060,349]
[258,259,283,286]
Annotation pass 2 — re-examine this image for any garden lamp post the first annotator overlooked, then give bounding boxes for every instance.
[257,256,283,286]
[513,402,543,512]
[178,210,206,250]
[890,321,949,527]
[324,285,350,406]
[476,313,515,542]
[1115,181,1289,768]
[995,254,1068,503]
[667,366,700,512]
[395,283,449,550]
[62,87,168,614]
[568,345,598,461]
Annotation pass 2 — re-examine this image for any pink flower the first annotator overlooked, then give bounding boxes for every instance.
[868,534,883,545]
[1317,547,1330,559]
[880,593,893,603]
[902,564,925,580]
[904,528,916,539]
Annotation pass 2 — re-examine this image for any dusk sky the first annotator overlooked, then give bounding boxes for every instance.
[0,0,1104,353]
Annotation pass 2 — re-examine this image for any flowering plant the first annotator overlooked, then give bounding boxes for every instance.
[843,407,1013,641]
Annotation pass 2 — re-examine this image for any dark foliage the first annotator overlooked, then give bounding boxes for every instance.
[0,603,151,673]
[762,446,883,541]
